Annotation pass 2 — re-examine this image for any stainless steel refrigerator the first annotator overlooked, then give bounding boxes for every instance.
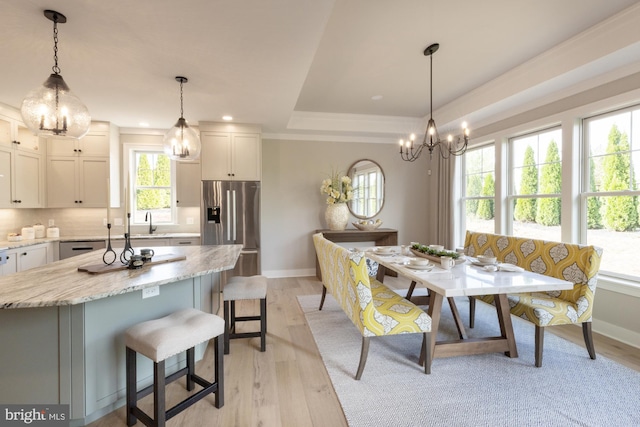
[201,180,261,282]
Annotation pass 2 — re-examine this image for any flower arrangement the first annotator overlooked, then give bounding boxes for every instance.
[320,170,353,204]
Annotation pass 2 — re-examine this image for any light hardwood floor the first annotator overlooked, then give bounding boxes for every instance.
[88,276,640,427]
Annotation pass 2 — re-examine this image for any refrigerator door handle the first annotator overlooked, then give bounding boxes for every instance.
[226,190,231,241]
[232,190,237,241]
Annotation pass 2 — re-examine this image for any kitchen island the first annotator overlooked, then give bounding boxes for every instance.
[0,244,241,426]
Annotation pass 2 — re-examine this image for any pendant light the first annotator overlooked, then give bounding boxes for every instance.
[398,43,469,161]
[20,10,91,139]
[163,76,201,161]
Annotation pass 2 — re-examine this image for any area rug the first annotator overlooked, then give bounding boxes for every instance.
[298,294,640,427]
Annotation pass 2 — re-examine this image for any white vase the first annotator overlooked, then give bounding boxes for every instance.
[325,203,349,230]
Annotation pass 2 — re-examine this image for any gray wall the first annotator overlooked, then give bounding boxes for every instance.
[260,138,432,276]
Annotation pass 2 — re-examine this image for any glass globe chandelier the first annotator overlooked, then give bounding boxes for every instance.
[163,76,201,161]
[399,43,469,161]
[20,10,91,139]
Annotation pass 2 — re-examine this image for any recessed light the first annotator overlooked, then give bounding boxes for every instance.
[371,95,383,101]
[222,115,233,121]
[139,122,149,127]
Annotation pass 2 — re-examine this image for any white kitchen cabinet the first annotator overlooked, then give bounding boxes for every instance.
[47,157,109,207]
[0,115,42,153]
[200,131,261,181]
[47,130,110,157]
[0,147,44,208]
[168,237,200,245]
[1,243,52,276]
[176,160,201,207]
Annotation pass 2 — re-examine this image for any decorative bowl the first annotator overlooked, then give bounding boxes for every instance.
[353,220,382,231]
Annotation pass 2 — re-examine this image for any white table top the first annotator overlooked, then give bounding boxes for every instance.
[366,250,573,298]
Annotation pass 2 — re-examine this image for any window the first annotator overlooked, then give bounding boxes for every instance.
[462,144,495,234]
[509,127,562,241]
[583,106,640,279]
[131,150,175,224]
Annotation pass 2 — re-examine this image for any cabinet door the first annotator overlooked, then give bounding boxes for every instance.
[79,158,108,207]
[0,149,11,208]
[201,132,232,180]
[17,245,48,272]
[14,152,43,208]
[47,157,78,207]
[16,125,41,153]
[1,250,18,276]
[0,117,11,148]
[176,161,201,207]
[231,133,261,181]
[79,133,110,157]
[47,138,77,156]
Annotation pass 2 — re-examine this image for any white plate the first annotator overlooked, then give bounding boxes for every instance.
[405,264,434,271]
[374,249,396,256]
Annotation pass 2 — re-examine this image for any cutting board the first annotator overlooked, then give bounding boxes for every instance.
[78,254,187,274]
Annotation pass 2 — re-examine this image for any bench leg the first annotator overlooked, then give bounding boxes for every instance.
[186,347,195,391]
[355,337,370,380]
[154,360,166,427]
[582,322,597,360]
[224,300,231,354]
[126,347,137,426]
[215,335,224,408]
[469,297,476,329]
[422,332,431,375]
[260,297,267,352]
[535,325,544,367]
[319,285,327,310]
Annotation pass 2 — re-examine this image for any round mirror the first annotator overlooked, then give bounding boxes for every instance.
[347,159,385,219]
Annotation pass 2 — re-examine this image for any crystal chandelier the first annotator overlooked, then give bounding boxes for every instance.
[20,10,91,139]
[399,43,469,161]
[163,76,201,161]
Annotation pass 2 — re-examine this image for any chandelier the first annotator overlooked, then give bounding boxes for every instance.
[399,43,469,161]
[20,10,91,139]
[163,76,201,161]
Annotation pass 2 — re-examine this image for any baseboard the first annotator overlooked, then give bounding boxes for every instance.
[262,268,316,278]
[593,318,640,349]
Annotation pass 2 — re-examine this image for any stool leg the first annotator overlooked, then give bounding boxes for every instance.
[260,297,267,352]
[126,347,137,426]
[214,335,224,408]
[186,347,195,391]
[154,360,166,427]
[224,300,231,354]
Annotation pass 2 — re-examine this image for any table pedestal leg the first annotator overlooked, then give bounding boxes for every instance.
[494,293,518,358]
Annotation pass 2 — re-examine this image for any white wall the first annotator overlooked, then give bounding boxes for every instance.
[260,138,432,277]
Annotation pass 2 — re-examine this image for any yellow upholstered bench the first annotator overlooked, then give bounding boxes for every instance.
[463,231,603,367]
[312,233,432,379]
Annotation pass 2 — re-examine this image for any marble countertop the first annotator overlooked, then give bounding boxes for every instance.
[0,233,201,250]
[0,244,240,309]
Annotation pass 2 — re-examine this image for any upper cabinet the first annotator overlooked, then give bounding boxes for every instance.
[0,111,45,208]
[176,160,201,207]
[200,122,261,181]
[46,121,120,208]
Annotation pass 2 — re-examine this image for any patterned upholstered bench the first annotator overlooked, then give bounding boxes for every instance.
[463,231,603,367]
[313,233,432,379]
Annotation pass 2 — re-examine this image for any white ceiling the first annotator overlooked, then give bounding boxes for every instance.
[1,1,639,139]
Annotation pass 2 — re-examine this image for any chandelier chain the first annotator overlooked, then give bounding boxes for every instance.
[51,14,60,75]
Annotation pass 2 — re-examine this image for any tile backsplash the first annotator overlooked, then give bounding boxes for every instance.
[0,207,200,240]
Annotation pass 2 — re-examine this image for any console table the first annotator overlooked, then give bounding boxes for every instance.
[314,228,398,280]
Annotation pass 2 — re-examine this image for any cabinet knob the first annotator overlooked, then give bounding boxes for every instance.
[176,200,180,204]
[74,149,78,152]
[78,149,82,153]
[22,252,27,256]
[12,140,20,145]
[79,200,83,203]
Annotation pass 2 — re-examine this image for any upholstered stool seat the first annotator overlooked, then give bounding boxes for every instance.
[223,275,267,354]
[125,308,225,427]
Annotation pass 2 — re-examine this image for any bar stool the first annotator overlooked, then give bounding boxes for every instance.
[223,275,267,354]
[125,308,225,427]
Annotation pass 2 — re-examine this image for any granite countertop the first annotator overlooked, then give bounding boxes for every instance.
[0,233,200,250]
[0,244,240,309]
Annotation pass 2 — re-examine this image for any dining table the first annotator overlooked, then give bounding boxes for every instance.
[365,248,573,368]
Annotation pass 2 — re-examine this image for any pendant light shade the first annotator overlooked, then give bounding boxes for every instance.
[163,76,201,161]
[20,10,90,139]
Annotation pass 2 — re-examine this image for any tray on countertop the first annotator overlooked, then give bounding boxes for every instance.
[78,254,186,274]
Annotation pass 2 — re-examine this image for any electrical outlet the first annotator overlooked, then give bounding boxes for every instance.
[103,218,108,226]
[48,219,55,226]
[115,218,123,226]
[142,286,160,299]
[186,217,194,225]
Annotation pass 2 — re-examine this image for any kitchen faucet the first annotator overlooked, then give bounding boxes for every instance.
[145,212,157,234]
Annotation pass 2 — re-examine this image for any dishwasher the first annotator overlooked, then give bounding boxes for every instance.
[59,240,106,260]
